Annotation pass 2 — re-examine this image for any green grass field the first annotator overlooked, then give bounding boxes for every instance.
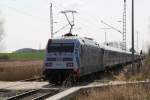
[0,52,45,61]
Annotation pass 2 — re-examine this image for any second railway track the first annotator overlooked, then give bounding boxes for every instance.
[6,89,59,100]
[20,76,45,82]
[0,81,70,100]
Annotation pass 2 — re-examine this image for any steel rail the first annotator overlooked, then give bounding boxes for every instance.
[33,90,59,100]
[6,89,39,100]
[20,76,45,82]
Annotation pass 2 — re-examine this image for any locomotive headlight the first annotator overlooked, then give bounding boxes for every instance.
[45,63,52,67]
[66,63,73,67]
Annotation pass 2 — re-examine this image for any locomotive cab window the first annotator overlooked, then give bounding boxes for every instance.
[47,43,74,53]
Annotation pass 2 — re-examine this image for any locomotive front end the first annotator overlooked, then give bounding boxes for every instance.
[43,38,80,84]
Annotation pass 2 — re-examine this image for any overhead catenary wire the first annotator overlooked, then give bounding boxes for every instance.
[76,15,101,32]
[49,0,101,31]
[2,0,127,43]
[0,3,50,23]
[40,0,104,37]
[101,20,123,34]
[54,23,70,34]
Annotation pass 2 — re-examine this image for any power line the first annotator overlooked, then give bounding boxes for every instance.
[101,20,122,34]
[54,24,70,34]
[60,10,77,34]
[0,3,49,22]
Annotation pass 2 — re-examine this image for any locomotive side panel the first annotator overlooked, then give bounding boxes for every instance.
[103,49,133,68]
[103,50,120,67]
[79,45,104,76]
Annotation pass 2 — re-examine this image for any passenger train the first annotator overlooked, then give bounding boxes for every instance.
[43,33,141,84]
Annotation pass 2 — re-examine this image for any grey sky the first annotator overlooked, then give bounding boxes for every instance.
[0,0,149,52]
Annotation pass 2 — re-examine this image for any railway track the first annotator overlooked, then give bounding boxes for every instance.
[0,80,70,100]
[20,76,45,82]
[6,89,59,100]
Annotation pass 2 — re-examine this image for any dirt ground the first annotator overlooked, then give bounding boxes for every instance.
[0,60,43,81]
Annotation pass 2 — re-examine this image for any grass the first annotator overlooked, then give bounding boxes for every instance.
[0,51,45,81]
[0,61,43,81]
[0,52,44,81]
[140,56,150,79]
[75,84,150,100]
[0,51,45,61]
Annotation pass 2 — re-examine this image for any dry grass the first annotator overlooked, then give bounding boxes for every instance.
[0,60,43,81]
[113,68,144,81]
[75,84,150,100]
[114,57,150,81]
[140,57,150,79]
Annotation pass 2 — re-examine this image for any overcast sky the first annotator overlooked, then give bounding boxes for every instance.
[0,0,150,52]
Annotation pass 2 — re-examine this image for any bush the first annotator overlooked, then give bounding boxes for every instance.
[0,55,9,60]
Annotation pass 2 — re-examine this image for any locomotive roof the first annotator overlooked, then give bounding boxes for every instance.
[101,45,131,54]
[53,35,99,47]
[52,35,139,55]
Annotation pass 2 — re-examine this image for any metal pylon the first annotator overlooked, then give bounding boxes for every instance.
[123,0,127,51]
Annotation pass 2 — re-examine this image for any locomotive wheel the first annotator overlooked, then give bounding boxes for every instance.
[62,73,76,87]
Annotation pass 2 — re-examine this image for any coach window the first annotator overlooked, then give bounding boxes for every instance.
[80,45,83,58]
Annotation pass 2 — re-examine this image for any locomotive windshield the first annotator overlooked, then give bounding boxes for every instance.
[47,43,74,53]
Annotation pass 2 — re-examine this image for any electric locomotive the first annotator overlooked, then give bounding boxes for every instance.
[43,34,141,84]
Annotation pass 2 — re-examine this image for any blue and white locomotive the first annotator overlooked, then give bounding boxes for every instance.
[43,33,141,84]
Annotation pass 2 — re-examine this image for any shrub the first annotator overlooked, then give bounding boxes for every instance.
[0,54,9,60]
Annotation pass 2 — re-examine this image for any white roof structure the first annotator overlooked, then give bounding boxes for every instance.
[52,35,139,55]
